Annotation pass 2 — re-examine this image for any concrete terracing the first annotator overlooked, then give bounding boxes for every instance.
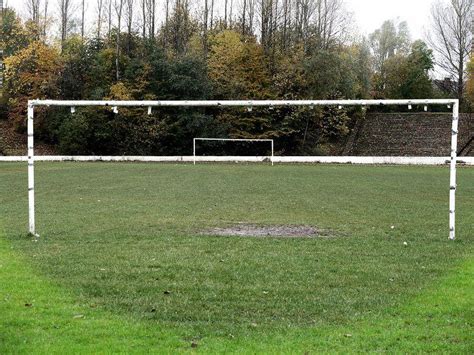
[349,113,473,157]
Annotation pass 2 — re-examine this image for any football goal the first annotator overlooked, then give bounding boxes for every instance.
[193,138,274,165]
[25,99,460,240]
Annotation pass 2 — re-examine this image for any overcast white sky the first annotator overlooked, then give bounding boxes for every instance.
[347,0,434,40]
[8,0,436,41]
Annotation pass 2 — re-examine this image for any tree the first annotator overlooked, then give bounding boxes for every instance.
[146,0,156,39]
[293,0,351,51]
[370,20,411,72]
[4,41,62,129]
[125,0,134,53]
[208,30,270,99]
[41,0,50,38]
[26,0,41,30]
[114,0,124,80]
[303,50,344,99]
[310,0,352,50]
[370,20,411,97]
[0,8,30,57]
[429,0,473,100]
[336,43,372,99]
[58,0,75,48]
[61,40,115,100]
[224,0,229,28]
[162,0,196,55]
[203,0,209,54]
[107,0,113,40]
[465,56,474,103]
[208,30,273,139]
[272,44,308,99]
[59,37,86,99]
[258,0,272,53]
[383,40,434,99]
[81,0,86,39]
[352,40,372,98]
[96,0,104,38]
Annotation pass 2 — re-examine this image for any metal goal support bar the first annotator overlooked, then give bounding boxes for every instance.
[26,99,460,240]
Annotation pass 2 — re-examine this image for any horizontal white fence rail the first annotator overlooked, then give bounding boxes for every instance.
[193,138,274,166]
[2,155,473,165]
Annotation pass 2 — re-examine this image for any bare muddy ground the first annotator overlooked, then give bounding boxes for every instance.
[203,224,328,238]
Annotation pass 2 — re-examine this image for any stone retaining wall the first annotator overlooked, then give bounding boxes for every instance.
[349,113,473,156]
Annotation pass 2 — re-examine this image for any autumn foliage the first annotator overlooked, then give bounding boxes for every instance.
[0,8,451,156]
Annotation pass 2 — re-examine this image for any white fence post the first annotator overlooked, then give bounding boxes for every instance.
[27,103,37,237]
[271,140,274,166]
[449,100,460,240]
[193,138,196,165]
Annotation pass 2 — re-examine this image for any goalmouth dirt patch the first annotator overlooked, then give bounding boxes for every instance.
[203,224,332,238]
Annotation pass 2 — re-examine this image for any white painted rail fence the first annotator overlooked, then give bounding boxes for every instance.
[1,155,473,165]
[21,99,462,240]
[193,138,274,165]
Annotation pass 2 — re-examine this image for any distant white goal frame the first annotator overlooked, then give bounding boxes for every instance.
[25,99,460,240]
[193,138,274,165]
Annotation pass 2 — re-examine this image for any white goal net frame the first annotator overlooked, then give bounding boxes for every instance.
[26,99,460,240]
[193,138,274,165]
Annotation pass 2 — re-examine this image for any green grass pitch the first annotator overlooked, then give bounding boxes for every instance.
[0,162,473,353]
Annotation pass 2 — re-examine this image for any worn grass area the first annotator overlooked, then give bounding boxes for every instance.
[0,162,473,352]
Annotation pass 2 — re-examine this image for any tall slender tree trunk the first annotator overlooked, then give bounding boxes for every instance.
[242,0,246,35]
[151,0,155,39]
[141,0,146,39]
[60,0,70,50]
[260,0,266,48]
[126,0,133,53]
[164,0,169,45]
[210,0,214,28]
[203,0,208,54]
[282,0,288,50]
[43,0,49,38]
[115,0,124,81]
[108,0,112,41]
[248,0,254,33]
[96,0,102,38]
[81,0,85,39]
[224,0,228,28]
[458,59,464,100]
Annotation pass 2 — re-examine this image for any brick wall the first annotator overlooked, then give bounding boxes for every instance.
[349,113,473,156]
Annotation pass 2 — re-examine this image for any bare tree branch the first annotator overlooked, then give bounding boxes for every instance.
[428,0,473,99]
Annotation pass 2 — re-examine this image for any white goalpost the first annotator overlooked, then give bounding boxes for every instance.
[26,99,460,240]
[193,138,274,166]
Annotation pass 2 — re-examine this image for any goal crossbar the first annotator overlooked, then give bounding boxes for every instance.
[26,99,461,240]
[30,99,456,107]
[193,138,274,166]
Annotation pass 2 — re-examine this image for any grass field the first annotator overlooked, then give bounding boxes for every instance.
[1,162,473,353]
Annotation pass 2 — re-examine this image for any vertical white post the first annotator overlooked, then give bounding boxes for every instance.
[271,140,274,166]
[449,100,459,240]
[193,138,196,165]
[27,103,36,236]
